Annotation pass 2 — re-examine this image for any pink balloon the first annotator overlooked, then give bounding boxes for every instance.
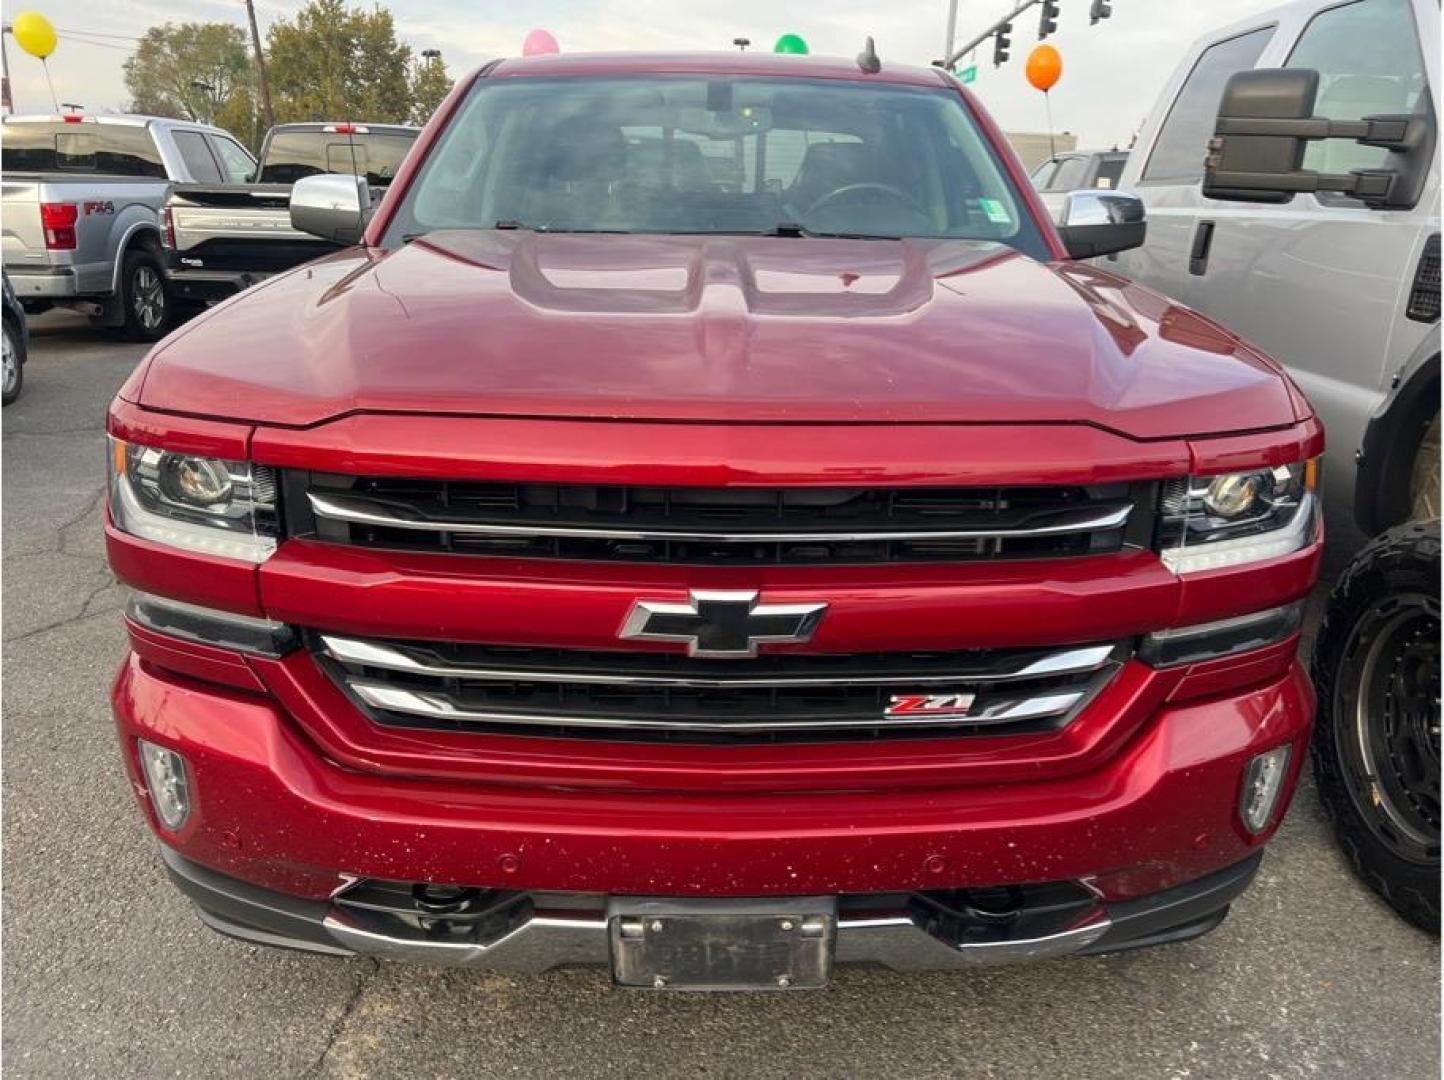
[522,29,560,57]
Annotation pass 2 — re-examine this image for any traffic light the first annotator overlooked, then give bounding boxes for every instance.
[1039,0,1060,39]
[993,21,1013,66]
[1090,0,1112,24]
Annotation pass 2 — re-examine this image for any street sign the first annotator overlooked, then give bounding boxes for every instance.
[958,64,977,83]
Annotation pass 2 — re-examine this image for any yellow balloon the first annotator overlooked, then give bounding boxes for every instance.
[13,12,58,61]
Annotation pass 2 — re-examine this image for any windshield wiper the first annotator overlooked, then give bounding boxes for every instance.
[762,222,901,240]
[492,220,632,234]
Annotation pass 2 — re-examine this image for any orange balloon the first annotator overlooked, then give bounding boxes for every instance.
[1026,44,1062,92]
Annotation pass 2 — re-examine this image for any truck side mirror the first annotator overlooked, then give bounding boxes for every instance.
[290,173,373,245]
[1056,190,1146,260]
[1203,67,1434,209]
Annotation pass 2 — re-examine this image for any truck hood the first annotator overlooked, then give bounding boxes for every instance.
[135,231,1304,439]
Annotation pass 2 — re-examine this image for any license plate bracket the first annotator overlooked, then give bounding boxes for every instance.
[608,897,836,991]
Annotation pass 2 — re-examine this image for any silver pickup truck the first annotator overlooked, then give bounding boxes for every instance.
[163,122,418,303]
[1,114,255,340]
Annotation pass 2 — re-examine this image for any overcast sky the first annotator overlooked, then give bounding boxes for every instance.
[5,0,1285,147]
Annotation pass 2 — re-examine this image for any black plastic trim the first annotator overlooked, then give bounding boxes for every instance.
[1355,347,1439,535]
[1079,851,1262,955]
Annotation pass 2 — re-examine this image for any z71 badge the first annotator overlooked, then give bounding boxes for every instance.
[884,692,976,718]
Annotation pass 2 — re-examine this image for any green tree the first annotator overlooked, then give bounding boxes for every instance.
[408,53,451,125]
[123,22,255,130]
[266,0,412,123]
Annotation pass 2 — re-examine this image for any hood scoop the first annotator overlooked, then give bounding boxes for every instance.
[421,230,1001,319]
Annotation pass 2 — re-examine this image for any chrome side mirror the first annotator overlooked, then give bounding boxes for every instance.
[1055,189,1146,260]
[290,173,372,245]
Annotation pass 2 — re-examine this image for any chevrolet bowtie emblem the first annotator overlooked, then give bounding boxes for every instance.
[619,590,827,659]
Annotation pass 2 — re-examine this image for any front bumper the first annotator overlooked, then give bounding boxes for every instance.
[115,645,1311,913]
[160,842,1263,973]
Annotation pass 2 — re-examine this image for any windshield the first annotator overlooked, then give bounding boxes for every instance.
[259,130,417,186]
[384,75,1048,256]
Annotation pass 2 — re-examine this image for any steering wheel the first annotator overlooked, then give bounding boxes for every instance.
[804,182,929,227]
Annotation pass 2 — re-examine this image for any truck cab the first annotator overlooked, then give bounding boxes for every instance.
[1030,148,1130,221]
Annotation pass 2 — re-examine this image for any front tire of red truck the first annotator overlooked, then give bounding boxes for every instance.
[1311,520,1441,932]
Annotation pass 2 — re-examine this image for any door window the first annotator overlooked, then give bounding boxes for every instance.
[208,135,256,183]
[1094,156,1126,189]
[1048,156,1089,191]
[172,130,222,182]
[1286,0,1429,178]
[1029,159,1059,190]
[1142,26,1275,182]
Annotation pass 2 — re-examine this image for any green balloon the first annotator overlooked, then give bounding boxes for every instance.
[774,33,809,55]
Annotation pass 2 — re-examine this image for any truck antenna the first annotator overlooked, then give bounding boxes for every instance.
[856,36,881,74]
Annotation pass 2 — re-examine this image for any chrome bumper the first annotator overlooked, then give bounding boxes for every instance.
[160,846,1261,976]
[316,903,1110,973]
[4,266,79,298]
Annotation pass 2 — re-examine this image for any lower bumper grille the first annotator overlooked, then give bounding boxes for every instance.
[314,633,1126,744]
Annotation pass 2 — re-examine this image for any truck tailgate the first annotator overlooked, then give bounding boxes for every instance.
[2,179,50,272]
[168,183,335,273]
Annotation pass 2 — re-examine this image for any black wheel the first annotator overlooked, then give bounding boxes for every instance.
[2,316,23,406]
[119,246,172,342]
[1312,520,1440,931]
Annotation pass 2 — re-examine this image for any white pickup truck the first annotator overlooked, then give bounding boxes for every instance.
[1111,0,1439,931]
[1,114,255,340]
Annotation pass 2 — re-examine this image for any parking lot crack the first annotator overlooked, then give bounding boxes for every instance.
[303,958,379,1079]
[3,572,118,644]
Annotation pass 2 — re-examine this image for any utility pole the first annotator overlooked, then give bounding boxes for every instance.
[1,23,13,115]
[944,0,1042,70]
[244,0,275,129]
[943,0,960,67]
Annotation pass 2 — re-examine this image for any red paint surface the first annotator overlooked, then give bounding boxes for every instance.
[113,653,1313,901]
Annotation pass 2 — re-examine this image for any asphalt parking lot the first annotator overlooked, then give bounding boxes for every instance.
[2,313,1437,1079]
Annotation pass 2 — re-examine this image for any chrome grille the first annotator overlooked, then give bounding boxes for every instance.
[314,633,1126,744]
[289,476,1149,566]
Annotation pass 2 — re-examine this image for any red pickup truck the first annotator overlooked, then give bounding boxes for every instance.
[106,51,1323,990]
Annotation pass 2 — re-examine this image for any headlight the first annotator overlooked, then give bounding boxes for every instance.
[108,437,278,563]
[1158,459,1318,574]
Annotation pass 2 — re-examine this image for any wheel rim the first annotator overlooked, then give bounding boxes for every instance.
[132,265,165,330]
[1411,414,1440,521]
[1338,593,1441,864]
[2,325,16,395]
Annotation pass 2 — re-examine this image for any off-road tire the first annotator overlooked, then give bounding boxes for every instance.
[118,245,172,342]
[1312,520,1440,932]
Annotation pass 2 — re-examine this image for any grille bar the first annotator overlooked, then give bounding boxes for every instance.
[319,635,1117,688]
[317,633,1125,743]
[307,491,1132,544]
[347,680,1087,733]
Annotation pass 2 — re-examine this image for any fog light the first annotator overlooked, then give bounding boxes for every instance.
[1239,745,1291,834]
[138,739,191,830]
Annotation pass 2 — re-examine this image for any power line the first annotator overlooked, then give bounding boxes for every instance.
[54,27,143,42]
[55,33,134,51]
